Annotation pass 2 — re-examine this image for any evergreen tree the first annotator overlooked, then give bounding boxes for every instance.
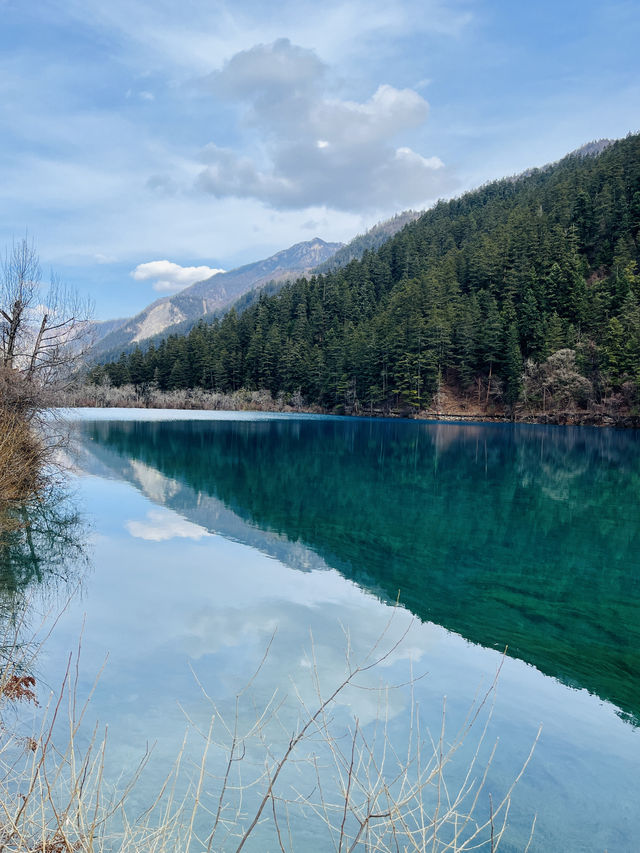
[93,133,640,414]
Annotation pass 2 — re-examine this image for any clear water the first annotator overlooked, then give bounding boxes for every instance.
[17,411,640,851]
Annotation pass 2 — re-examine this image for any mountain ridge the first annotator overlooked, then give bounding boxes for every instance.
[90,132,640,419]
[90,237,342,358]
[89,210,427,361]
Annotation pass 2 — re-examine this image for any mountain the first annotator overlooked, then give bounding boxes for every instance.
[90,238,342,359]
[93,132,640,417]
[314,210,422,273]
[572,139,614,158]
[141,211,427,347]
[90,317,129,346]
[91,213,424,360]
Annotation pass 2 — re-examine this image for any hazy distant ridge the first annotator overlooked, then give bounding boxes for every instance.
[315,211,422,273]
[89,211,427,360]
[90,238,342,357]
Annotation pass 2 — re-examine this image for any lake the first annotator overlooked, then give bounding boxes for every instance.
[15,410,640,851]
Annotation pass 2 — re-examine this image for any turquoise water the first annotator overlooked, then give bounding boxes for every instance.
[21,411,640,850]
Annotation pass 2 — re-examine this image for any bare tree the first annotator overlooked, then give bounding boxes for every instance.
[522,349,593,413]
[1,238,93,410]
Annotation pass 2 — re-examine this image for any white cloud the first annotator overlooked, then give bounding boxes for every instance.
[125,509,213,542]
[196,39,455,211]
[205,37,325,104]
[0,0,475,318]
[131,259,225,293]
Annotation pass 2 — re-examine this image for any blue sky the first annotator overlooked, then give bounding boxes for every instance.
[1,0,638,319]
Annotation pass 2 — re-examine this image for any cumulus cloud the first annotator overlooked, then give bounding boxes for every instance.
[125,509,213,542]
[205,37,325,107]
[131,259,225,293]
[196,38,454,211]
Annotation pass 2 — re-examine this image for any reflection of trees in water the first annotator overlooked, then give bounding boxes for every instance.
[75,417,640,725]
[0,487,89,662]
[514,426,638,506]
[517,432,589,502]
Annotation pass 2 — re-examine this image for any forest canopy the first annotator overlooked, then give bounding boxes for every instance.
[90,134,640,415]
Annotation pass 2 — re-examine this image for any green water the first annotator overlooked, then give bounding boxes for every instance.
[20,411,640,852]
[79,415,640,726]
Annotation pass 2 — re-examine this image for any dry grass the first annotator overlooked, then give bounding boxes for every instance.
[0,616,538,852]
[59,382,317,414]
[0,409,47,508]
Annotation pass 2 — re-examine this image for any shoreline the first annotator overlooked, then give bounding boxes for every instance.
[58,401,640,429]
[416,410,640,428]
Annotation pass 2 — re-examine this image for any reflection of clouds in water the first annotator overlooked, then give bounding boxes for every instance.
[125,509,212,541]
[43,472,639,853]
[181,594,428,726]
[129,460,181,504]
[53,415,640,852]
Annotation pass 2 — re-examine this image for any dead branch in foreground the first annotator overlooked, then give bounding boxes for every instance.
[0,615,538,852]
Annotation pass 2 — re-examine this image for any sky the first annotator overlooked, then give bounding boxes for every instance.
[1,0,638,320]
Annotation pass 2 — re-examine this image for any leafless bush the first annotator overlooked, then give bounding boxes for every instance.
[58,383,316,414]
[0,238,94,506]
[522,349,593,412]
[0,618,538,852]
[0,409,47,506]
[620,380,640,410]
[0,637,150,853]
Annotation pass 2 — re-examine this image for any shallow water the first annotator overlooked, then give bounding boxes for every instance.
[25,411,640,851]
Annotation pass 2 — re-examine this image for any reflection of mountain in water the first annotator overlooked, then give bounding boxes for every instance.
[74,432,331,575]
[74,417,640,725]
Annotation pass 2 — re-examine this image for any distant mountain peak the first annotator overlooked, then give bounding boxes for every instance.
[315,211,422,273]
[89,237,343,359]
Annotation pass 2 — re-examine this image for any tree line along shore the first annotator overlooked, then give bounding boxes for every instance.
[61,368,640,428]
[4,132,640,508]
[85,134,640,425]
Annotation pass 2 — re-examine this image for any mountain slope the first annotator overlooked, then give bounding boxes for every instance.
[90,317,130,346]
[143,211,427,345]
[90,238,342,358]
[92,213,425,360]
[314,210,422,273]
[93,132,640,415]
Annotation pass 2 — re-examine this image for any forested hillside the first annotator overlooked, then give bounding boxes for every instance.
[89,238,342,361]
[90,134,640,415]
[314,210,421,273]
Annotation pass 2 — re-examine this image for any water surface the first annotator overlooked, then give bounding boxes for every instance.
[28,411,640,851]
